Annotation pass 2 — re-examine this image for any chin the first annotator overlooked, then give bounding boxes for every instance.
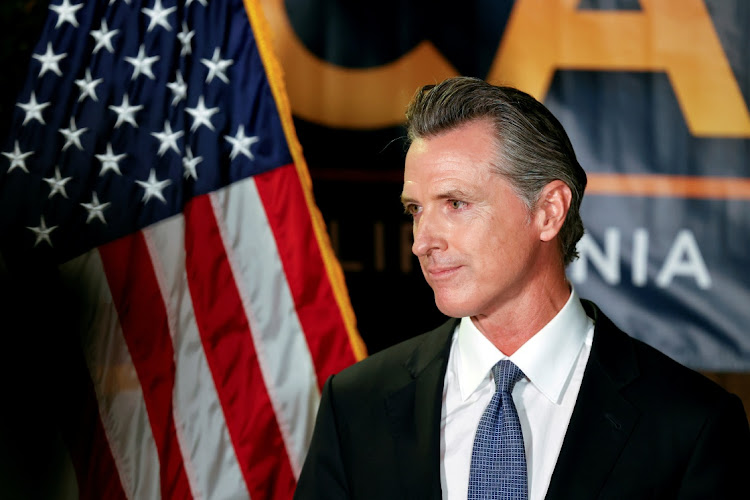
[433,291,476,319]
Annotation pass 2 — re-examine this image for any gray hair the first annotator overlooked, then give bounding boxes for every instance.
[405,76,587,266]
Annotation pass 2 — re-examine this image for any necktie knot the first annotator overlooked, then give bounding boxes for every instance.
[491,360,524,394]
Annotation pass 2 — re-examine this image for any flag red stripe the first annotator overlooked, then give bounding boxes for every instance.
[183,194,297,499]
[60,349,128,500]
[99,234,193,500]
[255,164,358,389]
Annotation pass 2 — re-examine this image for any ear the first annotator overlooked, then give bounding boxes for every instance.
[535,180,572,242]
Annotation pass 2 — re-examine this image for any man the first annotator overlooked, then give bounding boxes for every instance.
[294,77,750,499]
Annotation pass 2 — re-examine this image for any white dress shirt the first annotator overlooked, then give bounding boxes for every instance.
[439,288,595,500]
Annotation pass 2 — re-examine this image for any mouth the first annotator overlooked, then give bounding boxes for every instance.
[424,265,462,281]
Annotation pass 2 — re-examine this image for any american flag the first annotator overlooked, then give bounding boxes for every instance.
[0,0,365,497]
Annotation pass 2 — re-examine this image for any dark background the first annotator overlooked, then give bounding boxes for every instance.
[1,1,749,497]
[276,0,750,419]
[280,0,750,371]
[10,1,749,361]
[4,0,750,367]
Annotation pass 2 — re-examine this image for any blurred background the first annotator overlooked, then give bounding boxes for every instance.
[1,0,749,497]
[261,0,750,374]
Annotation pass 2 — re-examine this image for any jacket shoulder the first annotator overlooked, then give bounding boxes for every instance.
[330,319,457,396]
[628,333,738,410]
[585,300,743,412]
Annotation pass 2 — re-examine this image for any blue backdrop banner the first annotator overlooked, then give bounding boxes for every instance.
[260,0,750,371]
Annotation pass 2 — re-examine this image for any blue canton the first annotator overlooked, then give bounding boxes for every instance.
[0,0,293,264]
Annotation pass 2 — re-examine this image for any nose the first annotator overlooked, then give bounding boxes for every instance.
[412,209,445,257]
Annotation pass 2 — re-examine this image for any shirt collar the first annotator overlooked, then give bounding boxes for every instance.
[456,287,592,404]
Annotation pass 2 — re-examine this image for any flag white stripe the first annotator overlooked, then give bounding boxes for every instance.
[143,214,251,500]
[210,177,321,475]
[60,250,161,500]
[142,226,201,500]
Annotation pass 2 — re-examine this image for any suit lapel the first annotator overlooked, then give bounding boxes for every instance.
[385,319,457,500]
[546,302,640,499]
[380,304,643,498]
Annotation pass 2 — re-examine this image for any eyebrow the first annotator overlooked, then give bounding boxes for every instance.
[435,188,470,200]
[400,188,472,206]
[400,194,416,206]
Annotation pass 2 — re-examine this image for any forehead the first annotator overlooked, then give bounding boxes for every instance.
[403,120,499,195]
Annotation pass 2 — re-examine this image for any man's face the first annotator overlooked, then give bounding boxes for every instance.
[401,119,544,320]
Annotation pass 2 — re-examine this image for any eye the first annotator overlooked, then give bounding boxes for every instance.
[403,204,421,216]
[449,200,467,210]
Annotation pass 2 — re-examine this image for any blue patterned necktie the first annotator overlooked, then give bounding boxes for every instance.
[468,360,528,499]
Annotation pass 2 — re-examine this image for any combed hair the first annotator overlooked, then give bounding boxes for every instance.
[405,76,587,266]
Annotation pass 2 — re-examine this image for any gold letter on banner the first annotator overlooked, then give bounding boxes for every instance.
[489,0,750,137]
[263,0,750,136]
[261,0,458,129]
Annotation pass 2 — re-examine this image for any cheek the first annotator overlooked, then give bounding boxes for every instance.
[448,221,483,251]
[472,230,530,279]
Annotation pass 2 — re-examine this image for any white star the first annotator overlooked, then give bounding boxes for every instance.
[109,94,142,128]
[151,121,183,156]
[109,0,132,5]
[186,96,219,132]
[142,0,176,32]
[95,143,126,176]
[27,216,57,248]
[136,169,172,204]
[74,69,103,102]
[59,118,88,151]
[182,147,202,180]
[49,0,83,29]
[2,141,33,173]
[125,45,159,80]
[43,166,73,199]
[201,48,232,84]
[177,22,195,56]
[224,125,259,161]
[81,192,111,224]
[166,70,187,106]
[32,43,66,77]
[17,92,50,125]
[186,0,207,6]
[90,19,119,54]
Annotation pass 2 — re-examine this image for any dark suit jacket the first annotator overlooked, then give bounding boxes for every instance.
[294,302,750,499]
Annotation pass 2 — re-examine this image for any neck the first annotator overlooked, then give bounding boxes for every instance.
[471,275,571,355]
